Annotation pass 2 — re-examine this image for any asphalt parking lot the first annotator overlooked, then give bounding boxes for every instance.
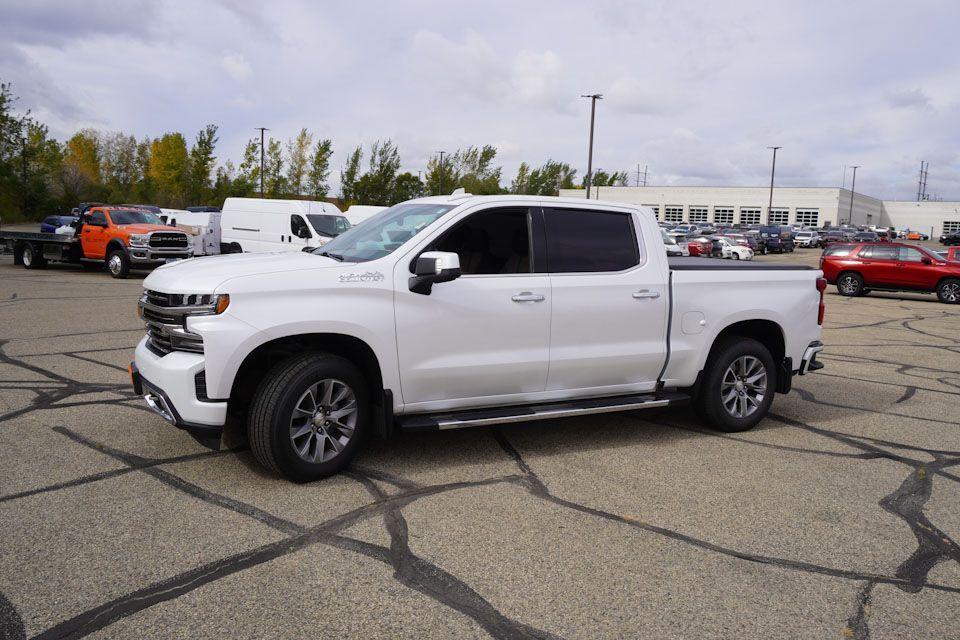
[0,247,958,639]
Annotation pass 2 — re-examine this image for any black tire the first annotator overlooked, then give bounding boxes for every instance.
[21,243,47,269]
[248,353,371,481]
[836,272,864,297]
[694,337,777,433]
[106,248,130,279]
[937,278,960,304]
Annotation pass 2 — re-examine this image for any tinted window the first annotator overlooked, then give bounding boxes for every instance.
[860,245,898,260]
[43,216,57,226]
[899,247,925,262]
[110,210,163,225]
[306,214,350,237]
[544,208,639,272]
[823,245,852,256]
[90,211,107,225]
[429,207,530,275]
[290,214,312,238]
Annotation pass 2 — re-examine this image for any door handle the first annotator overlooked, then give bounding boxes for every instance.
[633,289,661,299]
[512,292,545,303]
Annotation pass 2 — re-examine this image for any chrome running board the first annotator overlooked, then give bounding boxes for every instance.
[397,392,688,432]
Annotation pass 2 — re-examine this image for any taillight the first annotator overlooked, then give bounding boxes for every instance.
[816,277,827,325]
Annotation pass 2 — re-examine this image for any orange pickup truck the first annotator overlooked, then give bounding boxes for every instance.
[1,206,192,278]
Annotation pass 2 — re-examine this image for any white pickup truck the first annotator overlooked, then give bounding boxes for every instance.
[131,195,825,480]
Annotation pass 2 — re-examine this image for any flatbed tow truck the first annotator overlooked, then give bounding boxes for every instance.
[0,205,192,278]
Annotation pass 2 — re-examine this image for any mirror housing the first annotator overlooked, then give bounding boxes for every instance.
[921,256,933,265]
[409,251,461,295]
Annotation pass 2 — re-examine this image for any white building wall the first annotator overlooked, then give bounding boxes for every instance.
[559,186,883,227]
[880,201,960,238]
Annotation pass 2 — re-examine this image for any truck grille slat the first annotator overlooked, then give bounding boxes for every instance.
[141,289,207,355]
[149,232,190,249]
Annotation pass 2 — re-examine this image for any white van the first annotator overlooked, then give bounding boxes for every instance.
[219,198,350,253]
[344,205,387,227]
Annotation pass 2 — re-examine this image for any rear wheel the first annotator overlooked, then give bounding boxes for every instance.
[837,272,864,297]
[694,337,776,433]
[20,243,46,269]
[937,279,960,304]
[248,353,370,481]
[732,252,740,260]
[106,249,130,279]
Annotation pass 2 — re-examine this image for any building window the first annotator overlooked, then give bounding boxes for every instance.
[943,221,960,234]
[769,208,789,225]
[664,206,683,223]
[689,207,708,223]
[643,204,661,220]
[740,208,761,226]
[714,207,734,226]
[796,209,819,227]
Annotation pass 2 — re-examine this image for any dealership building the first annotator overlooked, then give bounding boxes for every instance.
[558,186,960,238]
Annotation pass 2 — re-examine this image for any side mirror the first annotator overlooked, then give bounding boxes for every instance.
[921,256,932,265]
[409,251,461,295]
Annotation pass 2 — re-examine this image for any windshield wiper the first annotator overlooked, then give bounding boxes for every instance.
[318,251,345,261]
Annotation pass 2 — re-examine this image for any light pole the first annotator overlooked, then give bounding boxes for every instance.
[581,94,602,199]
[436,150,447,195]
[847,165,860,225]
[255,127,269,197]
[766,146,781,224]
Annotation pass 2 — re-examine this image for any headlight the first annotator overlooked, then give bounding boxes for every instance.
[129,234,149,246]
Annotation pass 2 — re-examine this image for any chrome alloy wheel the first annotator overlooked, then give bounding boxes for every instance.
[108,254,123,276]
[22,245,33,266]
[721,356,767,419]
[942,282,960,302]
[838,275,859,295]
[289,378,357,463]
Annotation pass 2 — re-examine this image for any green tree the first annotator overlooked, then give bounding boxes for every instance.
[582,169,629,189]
[148,133,189,207]
[339,145,363,204]
[264,137,286,197]
[101,132,139,203]
[354,139,401,205]
[187,124,218,205]
[306,138,333,198]
[425,153,456,196]
[510,162,531,194]
[237,138,261,195]
[131,137,154,203]
[392,171,424,203]
[425,145,503,195]
[285,128,312,196]
[528,160,577,195]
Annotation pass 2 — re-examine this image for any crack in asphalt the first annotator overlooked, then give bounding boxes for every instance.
[2,272,960,638]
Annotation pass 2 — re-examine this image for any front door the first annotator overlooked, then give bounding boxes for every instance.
[80,210,110,258]
[393,206,551,410]
[543,206,668,393]
[896,246,937,289]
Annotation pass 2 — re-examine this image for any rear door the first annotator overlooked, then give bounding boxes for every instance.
[544,205,668,394]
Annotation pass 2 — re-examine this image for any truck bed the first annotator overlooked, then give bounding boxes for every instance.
[0,229,77,244]
[668,257,814,270]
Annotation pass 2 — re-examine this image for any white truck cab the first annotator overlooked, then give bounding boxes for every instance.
[132,195,825,481]
[219,197,350,253]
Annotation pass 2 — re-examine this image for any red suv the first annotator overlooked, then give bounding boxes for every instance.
[820,243,960,303]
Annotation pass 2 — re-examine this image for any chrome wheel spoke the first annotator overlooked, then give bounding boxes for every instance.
[289,378,357,464]
[329,403,356,420]
[720,355,767,419]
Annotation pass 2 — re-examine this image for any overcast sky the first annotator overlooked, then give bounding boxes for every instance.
[2,0,958,200]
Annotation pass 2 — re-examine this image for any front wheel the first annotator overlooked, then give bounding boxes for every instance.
[837,272,864,296]
[106,249,130,279]
[732,252,740,260]
[694,337,776,433]
[248,353,370,481]
[937,279,960,304]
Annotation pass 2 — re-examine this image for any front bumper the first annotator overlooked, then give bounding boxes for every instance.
[131,337,227,443]
[128,245,192,263]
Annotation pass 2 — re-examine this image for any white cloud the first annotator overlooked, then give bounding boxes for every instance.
[221,51,252,81]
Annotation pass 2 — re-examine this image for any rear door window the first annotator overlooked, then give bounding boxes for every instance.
[860,245,898,260]
[543,208,640,273]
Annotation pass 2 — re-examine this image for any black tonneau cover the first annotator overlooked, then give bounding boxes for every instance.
[668,257,813,270]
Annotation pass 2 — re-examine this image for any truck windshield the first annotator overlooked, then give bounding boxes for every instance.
[110,210,164,225]
[306,214,351,238]
[311,202,454,262]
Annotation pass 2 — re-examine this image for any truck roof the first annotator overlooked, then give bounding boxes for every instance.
[406,193,644,210]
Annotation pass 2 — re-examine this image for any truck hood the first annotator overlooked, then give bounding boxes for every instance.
[144,251,344,292]
[118,224,183,234]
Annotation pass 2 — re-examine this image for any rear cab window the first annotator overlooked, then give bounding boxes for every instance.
[543,207,641,273]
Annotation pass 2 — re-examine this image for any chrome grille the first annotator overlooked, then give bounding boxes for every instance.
[140,289,212,355]
[149,232,189,249]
